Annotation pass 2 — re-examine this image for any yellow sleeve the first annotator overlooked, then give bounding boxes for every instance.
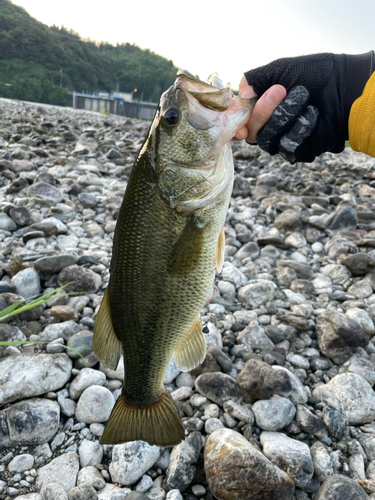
[349,71,375,157]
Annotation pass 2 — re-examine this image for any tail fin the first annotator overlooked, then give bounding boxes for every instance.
[101,390,185,447]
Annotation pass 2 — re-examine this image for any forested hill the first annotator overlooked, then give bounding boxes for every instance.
[0,0,178,105]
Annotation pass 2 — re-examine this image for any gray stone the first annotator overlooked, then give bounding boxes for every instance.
[195,373,241,406]
[238,280,276,307]
[252,396,296,431]
[77,466,106,490]
[314,474,367,500]
[274,209,302,232]
[237,322,275,350]
[165,431,202,492]
[260,431,314,488]
[0,324,26,356]
[223,400,254,424]
[342,253,375,276]
[313,373,375,425]
[27,182,62,204]
[40,321,85,342]
[34,255,77,278]
[205,428,294,500]
[236,358,288,402]
[315,310,369,363]
[68,485,98,500]
[75,386,115,423]
[0,354,72,405]
[35,452,80,492]
[310,441,334,483]
[109,441,160,486]
[0,212,17,231]
[67,330,94,358]
[163,355,181,384]
[41,483,69,500]
[11,268,41,299]
[8,453,34,472]
[347,356,375,385]
[346,308,374,336]
[58,265,102,293]
[272,366,308,404]
[205,417,225,434]
[296,405,325,434]
[322,406,348,439]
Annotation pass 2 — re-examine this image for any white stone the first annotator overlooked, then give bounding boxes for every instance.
[11,268,41,300]
[0,354,72,405]
[109,441,160,485]
[78,439,103,467]
[75,385,115,423]
[69,368,106,400]
[8,454,34,473]
[77,465,106,490]
[163,355,181,384]
[346,308,375,336]
[252,396,296,431]
[313,373,375,424]
[311,242,324,253]
[35,451,79,492]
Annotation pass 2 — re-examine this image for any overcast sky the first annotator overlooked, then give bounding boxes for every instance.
[11,0,375,90]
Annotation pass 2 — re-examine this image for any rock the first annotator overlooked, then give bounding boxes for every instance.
[322,406,348,439]
[195,373,241,406]
[205,418,225,434]
[41,483,69,500]
[30,217,68,236]
[67,330,94,358]
[237,322,275,349]
[253,396,296,431]
[40,321,85,342]
[58,265,102,293]
[11,268,41,299]
[310,442,334,483]
[237,280,276,307]
[345,308,375,336]
[295,405,325,434]
[207,346,233,373]
[78,439,103,467]
[223,400,254,424]
[27,182,62,204]
[163,355,181,384]
[236,358,287,402]
[0,398,59,446]
[315,310,369,363]
[8,453,34,472]
[77,466,106,490]
[313,373,375,424]
[0,324,26,356]
[165,431,202,491]
[34,255,77,277]
[35,451,80,492]
[260,431,314,488]
[272,366,308,404]
[325,205,358,231]
[109,441,160,485]
[205,428,295,500]
[69,368,106,400]
[51,305,80,322]
[68,485,98,500]
[314,474,367,500]
[342,253,375,276]
[0,353,72,405]
[75,386,115,423]
[274,209,302,232]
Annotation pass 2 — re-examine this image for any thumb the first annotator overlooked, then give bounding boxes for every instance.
[246,85,287,143]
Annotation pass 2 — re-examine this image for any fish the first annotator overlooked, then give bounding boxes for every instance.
[93,69,255,447]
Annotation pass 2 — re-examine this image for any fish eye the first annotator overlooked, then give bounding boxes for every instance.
[163,108,179,126]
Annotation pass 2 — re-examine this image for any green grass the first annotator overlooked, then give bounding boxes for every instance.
[0,284,86,358]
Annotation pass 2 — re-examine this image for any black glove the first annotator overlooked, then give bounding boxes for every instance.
[244,52,375,163]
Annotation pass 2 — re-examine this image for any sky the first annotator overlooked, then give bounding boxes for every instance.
[11,0,375,91]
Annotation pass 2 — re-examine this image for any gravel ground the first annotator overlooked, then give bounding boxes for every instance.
[1,98,375,500]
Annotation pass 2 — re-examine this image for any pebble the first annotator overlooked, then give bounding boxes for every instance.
[165,432,202,491]
[205,428,294,500]
[109,441,160,486]
[75,386,115,423]
[78,439,103,467]
[252,396,296,431]
[35,451,80,492]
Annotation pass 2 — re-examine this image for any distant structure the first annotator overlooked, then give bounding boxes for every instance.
[68,91,157,120]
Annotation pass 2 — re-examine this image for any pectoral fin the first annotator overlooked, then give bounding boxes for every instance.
[174,317,206,371]
[93,287,122,370]
[216,227,225,273]
[168,217,206,277]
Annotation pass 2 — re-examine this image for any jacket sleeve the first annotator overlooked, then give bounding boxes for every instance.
[349,70,375,157]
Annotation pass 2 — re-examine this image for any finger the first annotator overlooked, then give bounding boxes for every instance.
[233,125,249,141]
[239,76,256,98]
[246,85,287,143]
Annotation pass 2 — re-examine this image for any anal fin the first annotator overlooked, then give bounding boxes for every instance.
[174,317,206,371]
[216,226,225,273]
[101,390,185,447]
[93,287,122,371]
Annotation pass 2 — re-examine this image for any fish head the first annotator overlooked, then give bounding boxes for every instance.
[145,70,256,214]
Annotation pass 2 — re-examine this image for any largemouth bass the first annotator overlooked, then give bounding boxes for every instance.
[93,70,255,447]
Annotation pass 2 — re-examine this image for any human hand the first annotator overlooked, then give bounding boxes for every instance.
[238,52,374,163]
[235,79,286,142]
